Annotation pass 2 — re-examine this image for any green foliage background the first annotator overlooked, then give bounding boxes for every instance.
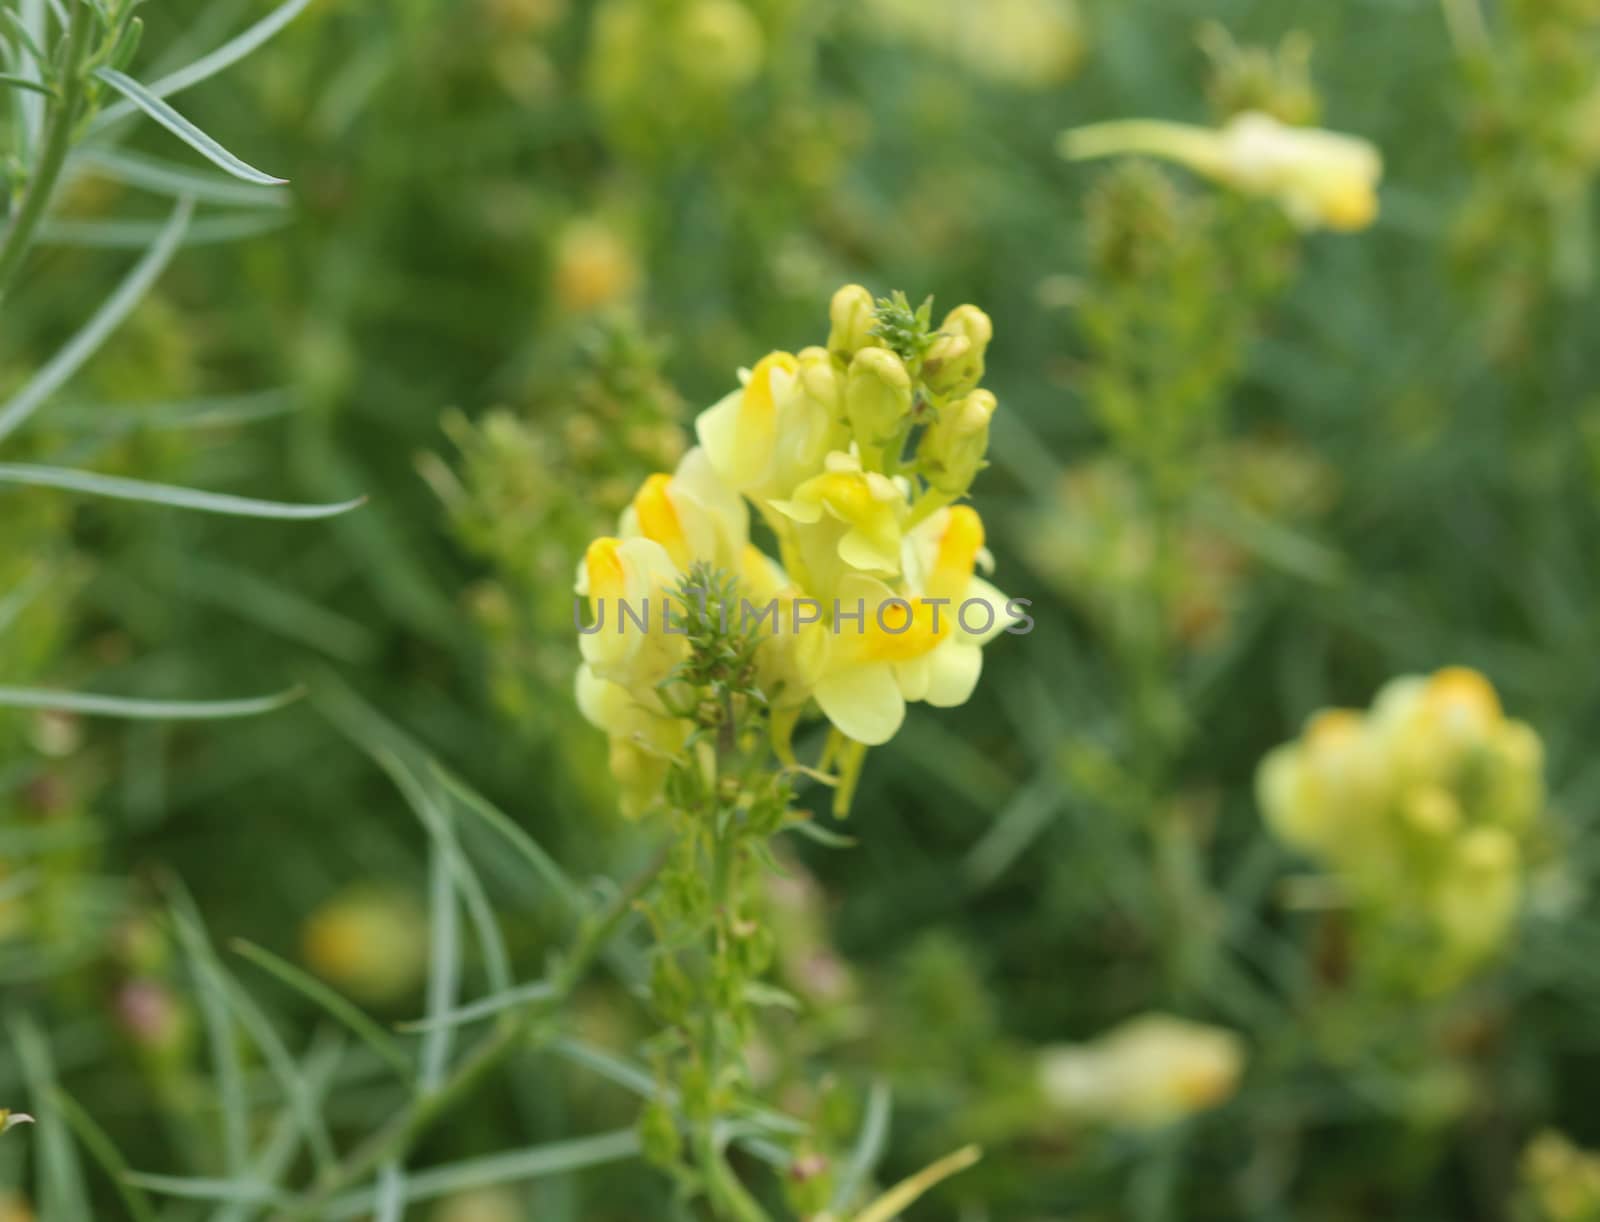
[6,0,1600,1217]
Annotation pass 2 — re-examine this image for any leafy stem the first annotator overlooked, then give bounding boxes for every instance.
[0,0,95,302]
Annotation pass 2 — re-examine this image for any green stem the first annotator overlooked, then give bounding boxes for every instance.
[272,846,668,1222]
[0,0,95,303]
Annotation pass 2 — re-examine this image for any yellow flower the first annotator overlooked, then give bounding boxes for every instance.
[1061,109,1382,231]
[302,887,429,1005]
[770,449,908,587]
[1255,667,1546,992]
[801,507,1007,746]
[1038,1013,1245,1130]
[696,351,843,501]
[551,219,639,313]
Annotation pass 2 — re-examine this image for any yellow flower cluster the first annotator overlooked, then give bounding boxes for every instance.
[1037,1013,1245,1131]
[1520,1131,1600,1222]
[1257,667,1545,992]
[1060,109,1382,231]
[575,287,1013,816]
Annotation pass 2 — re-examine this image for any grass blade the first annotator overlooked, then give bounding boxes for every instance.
[39,211,291,248]
[93,68,286,184]
[213,1032,344,1222]
[73,145,291,207]
[396,980,557,1034]
[373,750,512,994]
[374,1163,405,1222]
[7,1014,92,1220]
[0,463,366,519]
[830,1080,892,1212]
[167,889,337,1174]
[324,1130,641,1220]
[121,1173,289,1205]
[430,763,583,916]
[230,939,414,1084]
[0,197,191,444]
[164,895,250,1177]
[45,388,297,435]
[50,1085,160,1222]
[419,842,462,1093]
[94,0,316,125]
[0,685,302,719]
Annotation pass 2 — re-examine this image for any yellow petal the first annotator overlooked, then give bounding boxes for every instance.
[923,641,983,707]
[814,662,905,746]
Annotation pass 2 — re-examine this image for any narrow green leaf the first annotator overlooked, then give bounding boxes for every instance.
[373,750,512,994]
[396,980,557,1033]
[0,72,53,96]
[430,763,584,915]
[45,388,297,434]
[39,211,291,248]
[374,1163,405,1222]
[164,896,249,1176]
[0,197,191,444]
[93,68,287,185]
[7,1015,91,1220]
[73,146,291,207]
[213,1032,344,1222]
[119,1173,288,1205]
[230,939,414,1084]
[831,1081,892,1212]
[0,685,302,720]
[50,1086,160,1222]
[175,558,378,664]
[0,463,365,519]
[0,9,47,69]
[323,1130,641,1220]
[419,842,461,1092]
[94,0,316,125]
[168,890,336,1174]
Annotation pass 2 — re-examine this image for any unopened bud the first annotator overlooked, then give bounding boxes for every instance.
[920,331,978,397]
[845,347,913,455]
[827,284,878,357]
[796,346,844,420]
[921,389,996,494]
[940,304,993,369]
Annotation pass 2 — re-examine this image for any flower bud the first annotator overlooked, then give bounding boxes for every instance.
[845,347,913,458]
[920,389,996,494]
[796,346,844,421]
[827,284,878,357]
[940,303,993,366]
[115,979,192,1059]
[919,332,977,398]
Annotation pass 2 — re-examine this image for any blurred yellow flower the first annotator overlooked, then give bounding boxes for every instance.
[302,886,429,1005]
[1521,1130,1600,1222]
[430,1187,523,1222]
[1257,667,1545,992]
[866,0,1083,89]
[552,219,640,314]
[1061,110,1382,231]
[1038,1013,1245,1130]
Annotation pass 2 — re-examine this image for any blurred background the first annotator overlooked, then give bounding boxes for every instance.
[6,0,1600,1217]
